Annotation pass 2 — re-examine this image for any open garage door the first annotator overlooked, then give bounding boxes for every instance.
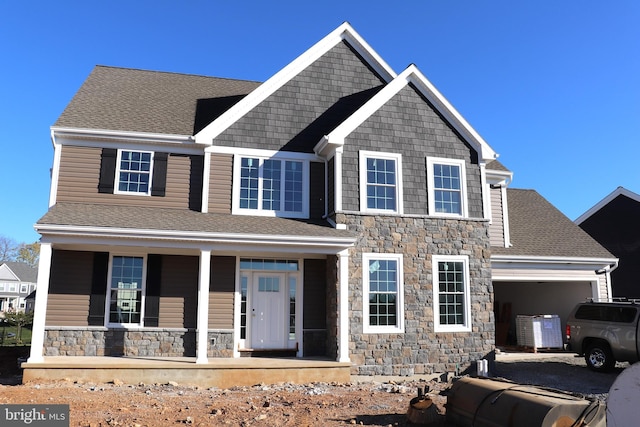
[493,281,594,347]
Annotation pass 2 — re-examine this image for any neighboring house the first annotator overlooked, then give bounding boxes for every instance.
[0,262,37,314]
[29,23,615,378]
[576,187,640,299]
[485,163,617,344]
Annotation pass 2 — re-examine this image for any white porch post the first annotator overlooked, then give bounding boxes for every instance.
[28,242,52,363]
[337,249,350,363]
[196,249,211,364]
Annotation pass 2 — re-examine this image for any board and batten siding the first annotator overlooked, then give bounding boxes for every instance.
[56,145,201,209]
[208,153,233,214]
[303,259,327,329]
[158,255,198,329]
[208,256,236,329]
[46,250,94,326]
[489,186,505,247]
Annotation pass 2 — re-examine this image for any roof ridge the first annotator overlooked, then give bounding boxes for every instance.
[93,64,262,84]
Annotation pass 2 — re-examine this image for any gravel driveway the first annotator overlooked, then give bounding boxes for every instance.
[493,350,626,401]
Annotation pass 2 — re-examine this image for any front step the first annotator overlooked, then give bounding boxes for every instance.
[239,348,297,358]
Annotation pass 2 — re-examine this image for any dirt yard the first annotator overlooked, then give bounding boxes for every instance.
[0,350,619,427]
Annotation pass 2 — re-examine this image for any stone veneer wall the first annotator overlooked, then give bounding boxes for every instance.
[207,331,234,358]
[336,213,494,376]
[44,328,197,357]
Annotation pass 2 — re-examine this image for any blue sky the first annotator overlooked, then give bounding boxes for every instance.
[1,1,638,244]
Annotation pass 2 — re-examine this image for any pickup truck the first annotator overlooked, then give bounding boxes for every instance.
[566,300,640,372]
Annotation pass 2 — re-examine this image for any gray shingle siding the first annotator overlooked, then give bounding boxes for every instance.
[214,41,385,153]
[341,85,483,217]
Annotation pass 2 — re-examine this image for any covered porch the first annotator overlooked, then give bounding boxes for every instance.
[22,355,351,388]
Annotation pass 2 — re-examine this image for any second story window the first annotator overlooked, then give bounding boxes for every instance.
[359,151,403,214]
[427,157,467,217]
[233,155,308,218]
[116,150,153,195]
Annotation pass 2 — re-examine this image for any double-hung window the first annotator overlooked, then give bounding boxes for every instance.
[234,155,308,218]
[363,253,404,333]
[359,151,403,214]
[107,255,145,326]
[427,157,467,217]
[115,150,153,195]
[432,255,471,332]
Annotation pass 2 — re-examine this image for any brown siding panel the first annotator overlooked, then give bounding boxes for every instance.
[47,250,94,326]
[209,256,235,329]
[489,186,505,247]
[158,256,198,329]
[208,153,233,214]
[303,258,327,329]
[57,145,199,209]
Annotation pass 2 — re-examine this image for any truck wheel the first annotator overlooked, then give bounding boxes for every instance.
[585,343,615,372]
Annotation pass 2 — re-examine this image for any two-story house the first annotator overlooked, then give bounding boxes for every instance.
[0,262,37,314]
[26,23,615,385]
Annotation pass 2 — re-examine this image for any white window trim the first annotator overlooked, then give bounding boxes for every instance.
[105,254,147,328]
[231,153,310,218]
[426,157,468,218]
[362,253,405,334]
[114,149,154,196]
[432,255,471,332]
[359,151,403,214]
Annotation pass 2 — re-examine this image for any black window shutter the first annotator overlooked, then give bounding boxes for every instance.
[98,148,117,193]
[145,254,162,327]
[151,152,168,197]
[88,252,109,326]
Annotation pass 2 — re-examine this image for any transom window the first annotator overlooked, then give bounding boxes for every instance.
[108,255,145,325]
[359,151,403,214]
[433,255,471,332]
[363,253,404,333]
[233,156,308,218]
[427,157,467,217]
[116,150,153,195]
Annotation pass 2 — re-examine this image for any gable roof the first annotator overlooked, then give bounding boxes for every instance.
[491,189,615,260]
[575,187,640,225]
[54,66,261,136]
[195,22,396,145]
[319,65,497,161]
[0,262,37,282]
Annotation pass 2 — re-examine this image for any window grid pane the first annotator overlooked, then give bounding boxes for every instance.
[284,161,303,212]
[109,256,143,324]
[433,164,462,214]
[262,159,281,210]
[240,157,259,209]
[438,261,465,325]
[289,276,296,340]
[240,276,248,339]
[118,151,151,193]
[368,259,398,327]
[366,158,396,210]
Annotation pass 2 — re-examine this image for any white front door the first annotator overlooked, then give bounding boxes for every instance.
[251,273,286,349]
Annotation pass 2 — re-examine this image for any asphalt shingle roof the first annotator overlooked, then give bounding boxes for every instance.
[54,66,262,135]
[492,189,615,259]
[36,203,355,240]
[1,262,37,282]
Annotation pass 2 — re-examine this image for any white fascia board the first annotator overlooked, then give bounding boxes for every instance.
[486,168,513,186]
[35,225,356,250]
[491,254,618,266]
[195,22,397,145]
[51,127,195,146]
[575,186,640,225]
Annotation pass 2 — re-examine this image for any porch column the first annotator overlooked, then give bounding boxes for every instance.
[28,242,52,363]
[196,249,211,364]
[337,249,350,362]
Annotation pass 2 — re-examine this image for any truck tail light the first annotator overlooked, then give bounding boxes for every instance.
[566,324,571,341]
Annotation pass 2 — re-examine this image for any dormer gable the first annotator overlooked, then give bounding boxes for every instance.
[316,64,497,163]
